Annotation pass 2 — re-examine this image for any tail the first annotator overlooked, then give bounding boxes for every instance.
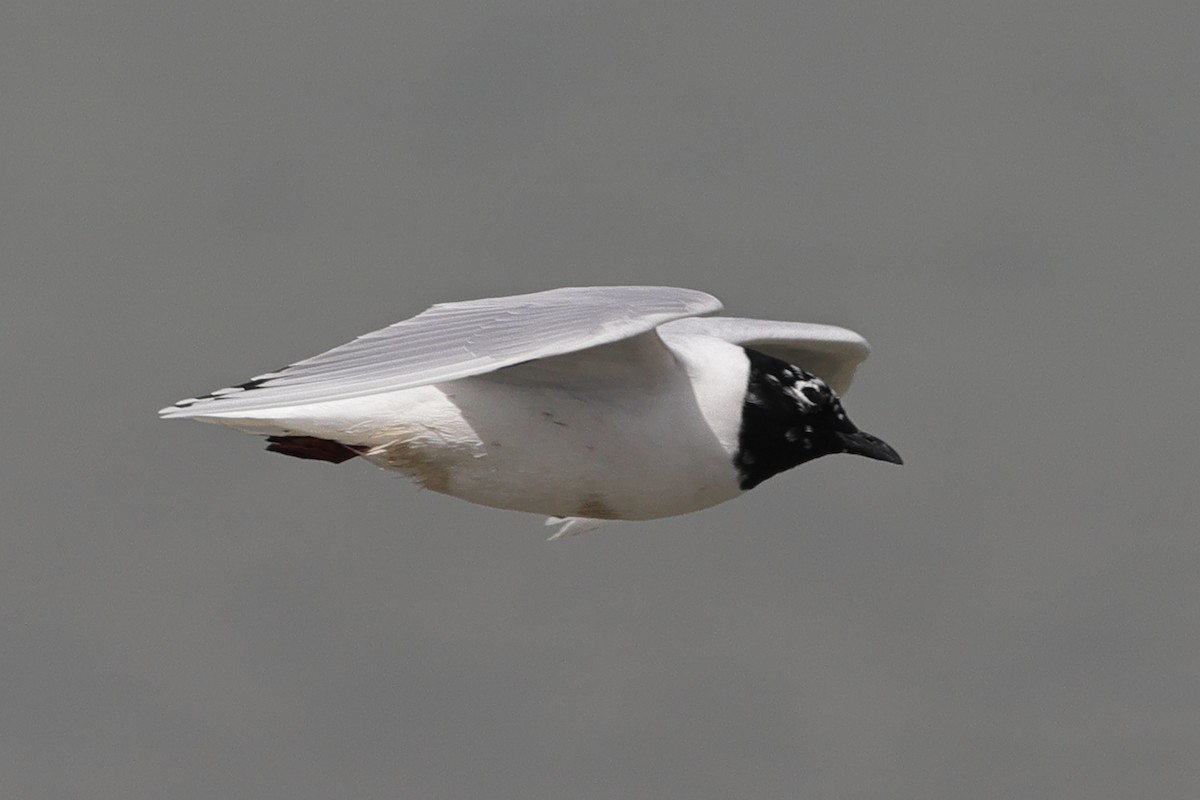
[161,406,369,466]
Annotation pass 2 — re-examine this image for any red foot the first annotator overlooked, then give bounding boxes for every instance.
[264,435,367,464]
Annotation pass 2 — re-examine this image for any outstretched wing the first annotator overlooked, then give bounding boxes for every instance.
[658,317,870,395]
[160,286,721,417]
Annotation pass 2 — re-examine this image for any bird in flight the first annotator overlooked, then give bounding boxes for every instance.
[161,286,901,538]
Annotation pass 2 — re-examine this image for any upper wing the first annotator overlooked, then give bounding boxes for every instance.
[160,286,721,417]
[658,317,870,395]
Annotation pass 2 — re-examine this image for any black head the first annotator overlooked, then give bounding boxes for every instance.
[734,348,902,490]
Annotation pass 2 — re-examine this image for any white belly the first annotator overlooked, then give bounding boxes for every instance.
[407,379,743,518]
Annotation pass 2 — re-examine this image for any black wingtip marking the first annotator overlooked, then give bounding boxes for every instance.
[236,377,272,391]
[175,370,288,407]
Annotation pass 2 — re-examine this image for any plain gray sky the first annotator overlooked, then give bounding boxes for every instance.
[4,2,1199,798]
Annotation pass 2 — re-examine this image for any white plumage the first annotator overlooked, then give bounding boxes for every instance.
[161,286,897,538]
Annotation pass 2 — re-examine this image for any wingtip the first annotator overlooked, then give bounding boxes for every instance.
[158,398,208,419]
[157,403,186,419]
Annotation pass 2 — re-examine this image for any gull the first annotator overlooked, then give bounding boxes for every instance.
[160,286,901,538]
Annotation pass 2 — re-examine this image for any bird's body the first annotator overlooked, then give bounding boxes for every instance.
[161,287,900,537]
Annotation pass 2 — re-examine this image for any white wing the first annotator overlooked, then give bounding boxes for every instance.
[160,286,721,417]
[658,317,870,395]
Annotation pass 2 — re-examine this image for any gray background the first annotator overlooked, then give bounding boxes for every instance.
[5,2,1199,798]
